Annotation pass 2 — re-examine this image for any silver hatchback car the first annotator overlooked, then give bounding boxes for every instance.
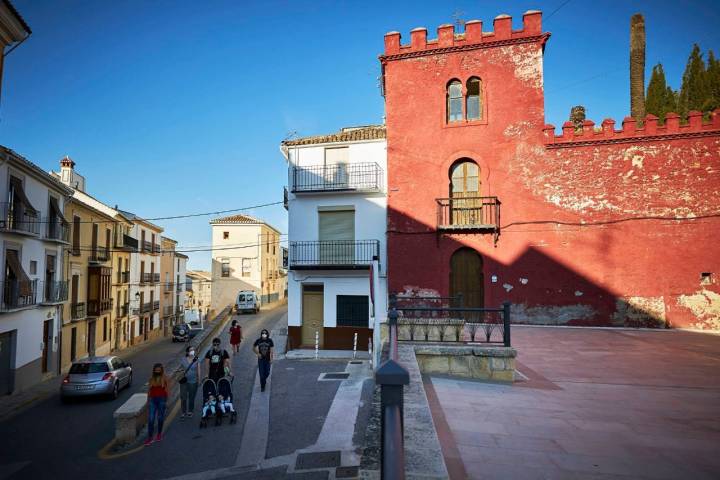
[60,356,133,402]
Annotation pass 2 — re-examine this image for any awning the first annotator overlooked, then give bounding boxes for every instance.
[49,196,68,224]
[5,250,33,296]
[9,177,38,214]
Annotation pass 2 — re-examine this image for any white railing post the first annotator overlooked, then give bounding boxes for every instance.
[353,332,358,359]
[368,337,373,368]
[315,330,319,359]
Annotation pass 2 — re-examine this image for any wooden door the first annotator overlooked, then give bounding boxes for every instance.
[449,160,480,226]
[87,321,96,357]
[301,285,324,347]
[42,320,51,373]
[450,248,484,308]
[0,331,14,394]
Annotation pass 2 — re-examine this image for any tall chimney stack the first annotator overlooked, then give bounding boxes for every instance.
[630,13,646,122]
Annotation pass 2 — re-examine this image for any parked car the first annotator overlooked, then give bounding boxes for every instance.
[172,323,190,342]
[236,290,260,314]
[60,356,132,402]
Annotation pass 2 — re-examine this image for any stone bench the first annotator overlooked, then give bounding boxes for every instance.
[113,393,149,444]
[413,344,517,381]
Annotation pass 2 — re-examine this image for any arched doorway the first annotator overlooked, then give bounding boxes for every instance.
[450,248,484,308]
[449,159,480,226]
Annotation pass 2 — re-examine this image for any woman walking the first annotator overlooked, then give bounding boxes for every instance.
[229,320,243,355]
[145,363,169,446]
[179,346,200,418]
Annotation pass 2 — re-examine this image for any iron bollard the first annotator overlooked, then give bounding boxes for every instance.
[376,358,409,480]
[502,301,511,347]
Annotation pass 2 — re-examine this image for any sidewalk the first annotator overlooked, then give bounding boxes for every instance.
[426,326,720,479]
[0,333,172,423]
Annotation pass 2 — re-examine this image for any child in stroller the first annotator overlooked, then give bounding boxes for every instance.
[216,376,237,425]
[200,378,222,428]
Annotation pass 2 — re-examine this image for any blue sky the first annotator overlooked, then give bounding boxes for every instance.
[1,0,718,269]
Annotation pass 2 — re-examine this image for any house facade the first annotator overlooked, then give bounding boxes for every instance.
[381,11,720,329]
[1,147,72,393]
[281,126,388,350]
[209,214,284,311]
[186,270,212,323]
[160,236,186,332]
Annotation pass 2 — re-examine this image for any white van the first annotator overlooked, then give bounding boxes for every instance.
[236,291,260,314]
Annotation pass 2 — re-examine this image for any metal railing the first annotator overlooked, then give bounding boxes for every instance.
[42,280,68,303]
[1,279,38,311]
[153,273,160,283]
[117,271,130,284]
[0,202,40,235]
[87,298,113,317]
[152,244,161,254]
[163,305,174,316]
[117,303,128,318]
[291,162,383,193]
[71,302,86,320]
[140,272,152,284]
[153,300,160,311]
[142,241,153,253]
[115,234,138,251]
[436,196,500,231]
[89,248,110,263]
[141,302,152,313]
[376,307,409,480]
[289,240,379,269]
[393,295,512,347]
[44,219,70,242]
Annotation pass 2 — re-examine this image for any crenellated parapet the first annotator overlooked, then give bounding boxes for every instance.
[382,11,547,60]
[543,110,720,148]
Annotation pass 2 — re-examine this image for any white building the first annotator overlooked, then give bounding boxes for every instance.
[1,146,73,393]
[209,214,285,310]
[118,211,163,345]
[281,125,387,353]
[186,270,212,323]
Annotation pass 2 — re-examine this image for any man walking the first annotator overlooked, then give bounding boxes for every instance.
[205,337,231,382]
[253,329,274,392]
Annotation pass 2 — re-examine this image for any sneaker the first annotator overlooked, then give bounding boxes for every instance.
[155,433,163,442]
[180,413,186,419]
[187,412,193,418]
[144,438,154,446]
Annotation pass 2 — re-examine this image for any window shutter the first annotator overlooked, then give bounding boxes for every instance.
[319,211,354,241]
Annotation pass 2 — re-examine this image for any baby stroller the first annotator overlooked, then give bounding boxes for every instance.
[199,378,222,428]
[216,376,237,425]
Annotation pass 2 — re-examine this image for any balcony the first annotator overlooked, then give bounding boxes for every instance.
[71,302,86,320]
[116,303,129,318]
[163,305,174,317]
[142,241,153,253]
[44,219,70,243]
[41,280,68,304]
[436,197,501,236]
[117,271,130,284]
[115,234,138,251]
[153,273,160,283]
[89,248,110,264]
[289,240,379,270]
[87,298,113,317]
[153,300,160,311]
[1,279,38,312]
[164,282,174,293]
[141,302,152,313]
[0,203,40,236]
[290,163,383,194]
[140,273,152,284]
[153,244,161,255]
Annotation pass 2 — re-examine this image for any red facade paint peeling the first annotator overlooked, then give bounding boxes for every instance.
[383,11,720,329]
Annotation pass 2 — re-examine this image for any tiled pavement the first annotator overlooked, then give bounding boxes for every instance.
[427,326,720,479]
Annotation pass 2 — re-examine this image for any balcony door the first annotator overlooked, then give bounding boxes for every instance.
[318,209,354,265]
[45,254,55,302]
[449,160,480,226]
[450,248,484,309]
[324,147,349,189]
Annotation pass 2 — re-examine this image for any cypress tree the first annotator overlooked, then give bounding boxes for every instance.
[646,64,670,124]
[706,50,720,112]
[678,44,709,120]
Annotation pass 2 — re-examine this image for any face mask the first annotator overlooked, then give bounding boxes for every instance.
[188,350,195,357]
[261,334,267,339]
[213,345,220,350]
[153,371,161,376]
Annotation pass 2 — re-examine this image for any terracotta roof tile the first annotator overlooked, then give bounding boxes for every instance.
[209,213,262,224]
[281,125,386,146]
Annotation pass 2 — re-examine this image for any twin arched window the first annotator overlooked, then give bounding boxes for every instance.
[446,77,482,123]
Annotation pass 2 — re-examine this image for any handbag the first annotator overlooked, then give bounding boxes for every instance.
[179,356,198,384]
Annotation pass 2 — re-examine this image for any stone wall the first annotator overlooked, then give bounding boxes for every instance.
[414,344,516,382]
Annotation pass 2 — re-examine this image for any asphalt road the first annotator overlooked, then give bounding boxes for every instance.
[0,305,286,480]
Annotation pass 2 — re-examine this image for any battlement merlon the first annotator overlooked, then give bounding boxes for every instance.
[382,10,545,58]
[543,110,720,148]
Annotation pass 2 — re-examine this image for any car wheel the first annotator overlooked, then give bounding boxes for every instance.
[111,382,119,400]
[127,373,133,389]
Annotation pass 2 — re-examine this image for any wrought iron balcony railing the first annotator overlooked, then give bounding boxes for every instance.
[1,279,38,311]
[289,240,379,270]
[140,272,152,284]
[115,234,138,251]
[436,196,500,231]
[290,163,383,193]
[153,273,160,283]
[42,280,68,304]
[87,298,113,317]
[89,248,110,263]
[44,219,70,243]
[0,202,40,236]
[71,302,86,320]
[163,305,174,316]
[141,302,152,313]
[153,300,160,311]
[117,271,130,284]
[142,240,152,253]
[117,303,129,318]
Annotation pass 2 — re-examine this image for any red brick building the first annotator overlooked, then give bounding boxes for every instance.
[382,11,720,330]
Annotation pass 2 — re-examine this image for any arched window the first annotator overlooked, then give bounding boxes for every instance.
[449,160,480,226]
[446,80,463,123]
[466,77,482,121]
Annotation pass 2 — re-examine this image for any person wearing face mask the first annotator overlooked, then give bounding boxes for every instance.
[179,346,200,418]
[252,329,274,392]
[204,337,231,382]
[145,363,169,446]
